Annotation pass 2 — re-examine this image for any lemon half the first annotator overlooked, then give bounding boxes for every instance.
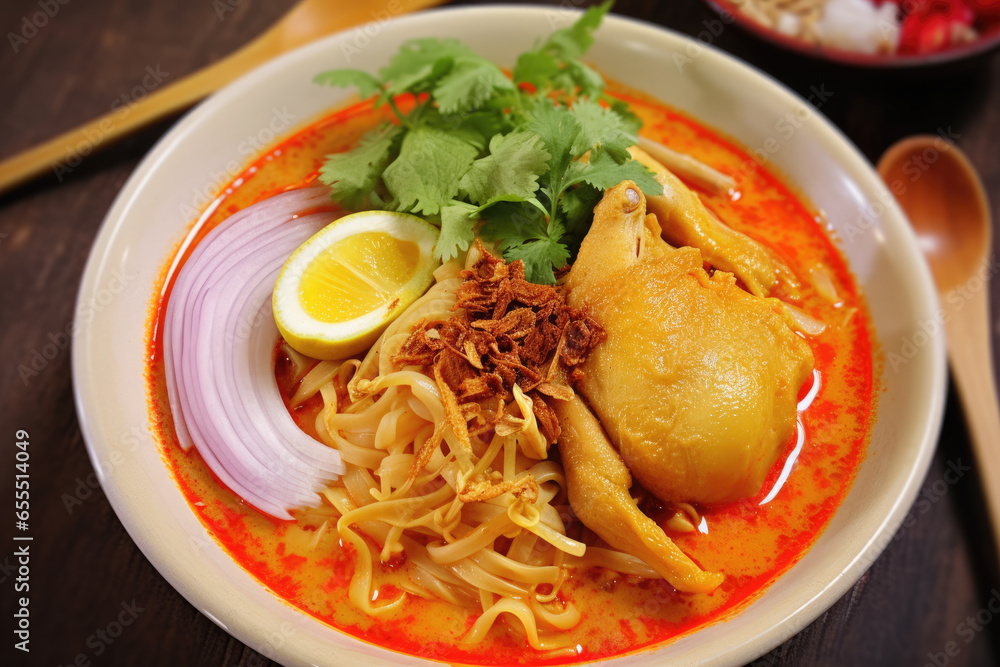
[273,210,440,360]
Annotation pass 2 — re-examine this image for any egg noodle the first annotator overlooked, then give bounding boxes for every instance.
[287,250,662,652]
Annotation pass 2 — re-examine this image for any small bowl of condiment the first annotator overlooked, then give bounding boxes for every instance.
[707,0,1000,67]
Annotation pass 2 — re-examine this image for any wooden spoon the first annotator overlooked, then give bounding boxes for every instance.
[877,136,1000,544]
[0,0,442,196]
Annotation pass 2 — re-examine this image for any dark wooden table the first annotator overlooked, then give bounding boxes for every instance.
[1,0,998,665]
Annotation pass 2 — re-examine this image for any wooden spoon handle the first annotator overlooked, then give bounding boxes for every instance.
[944,288,1000,535]
[0,34,280,196]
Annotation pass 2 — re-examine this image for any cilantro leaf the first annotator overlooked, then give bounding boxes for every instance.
[514,0,611,96]
[478,202,567,283]
[478,202,547,251]
[526,102,581,186]
[559,183,602,239]
[550,0,614,58]
[313,69,382,99]
[378,39,473,88]
[448,110,507,151]
[460,131,550,206]
[434,59,514,114]
[318,125,400,210]
[512,51,559,91]
[569,149,663,196]
[563,61,605,99]
[505,237,570,284]
[401,106,496,151]
[383,127,478,216]
[436,201,479,261]
[570,98,635,162]
[381,61,450,104]
[609,97,642,135]
[545,1,611,60]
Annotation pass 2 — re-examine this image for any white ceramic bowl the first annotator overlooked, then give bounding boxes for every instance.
[72,6,946,666]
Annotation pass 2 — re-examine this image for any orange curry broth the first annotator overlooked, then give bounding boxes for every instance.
[145,88,876,664]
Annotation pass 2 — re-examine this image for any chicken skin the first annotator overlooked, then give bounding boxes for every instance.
[556,393,725,593]
[629,146,801,300]
[554,180,813,592]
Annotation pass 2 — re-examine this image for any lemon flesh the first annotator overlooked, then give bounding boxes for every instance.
[298,233,421,322]
[273,210,440,360]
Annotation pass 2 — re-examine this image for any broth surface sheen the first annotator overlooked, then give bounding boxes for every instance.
[146,86,876,665]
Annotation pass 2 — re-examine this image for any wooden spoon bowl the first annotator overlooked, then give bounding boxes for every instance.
[879,136,991,292]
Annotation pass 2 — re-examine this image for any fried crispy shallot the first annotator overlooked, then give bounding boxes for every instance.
[459,470,540,504]
[394,242,605,472]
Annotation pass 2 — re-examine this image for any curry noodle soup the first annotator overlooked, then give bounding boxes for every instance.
[145,77,876,663]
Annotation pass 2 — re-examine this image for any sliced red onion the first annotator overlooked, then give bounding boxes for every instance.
[163,186,346,520]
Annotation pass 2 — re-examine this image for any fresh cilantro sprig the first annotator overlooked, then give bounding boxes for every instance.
[313,1,662,283]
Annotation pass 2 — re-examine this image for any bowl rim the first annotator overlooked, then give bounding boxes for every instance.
[706,0,1000,68]
[71,5,948,666]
